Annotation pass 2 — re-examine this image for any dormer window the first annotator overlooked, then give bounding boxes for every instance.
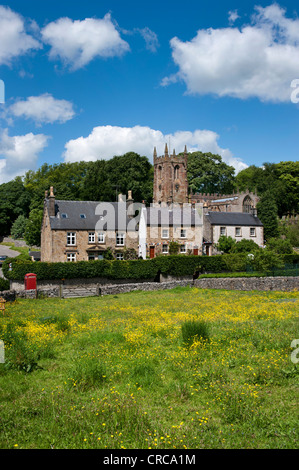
[61,213,68,219]
[80,214,86,219]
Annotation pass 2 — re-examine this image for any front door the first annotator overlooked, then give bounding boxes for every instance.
[193,248,199,256]
[150,246,155,259]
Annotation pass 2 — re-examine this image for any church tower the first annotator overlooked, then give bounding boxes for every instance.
[153,144,189,206]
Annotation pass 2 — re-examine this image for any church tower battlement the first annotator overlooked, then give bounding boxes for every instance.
[153,144,189,206]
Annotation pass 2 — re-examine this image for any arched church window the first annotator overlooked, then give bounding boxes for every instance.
[243,195,252,213]
[174,165,179,179]
[158,166,162,179]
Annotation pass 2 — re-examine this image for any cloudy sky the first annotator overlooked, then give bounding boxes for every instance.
[0,0,299,184]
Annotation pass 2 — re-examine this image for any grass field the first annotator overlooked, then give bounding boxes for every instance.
[0,287,298,449]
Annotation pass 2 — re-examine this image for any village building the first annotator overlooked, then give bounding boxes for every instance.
[40,145,264,262]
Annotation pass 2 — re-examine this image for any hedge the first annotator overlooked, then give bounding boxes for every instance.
[2,252,298,282]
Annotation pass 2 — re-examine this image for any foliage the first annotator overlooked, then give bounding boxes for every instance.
[231,238,260,253]
[252,249,284,274]
[0,277,10,290]
[181,320,210,347]
[279,219,299,247]
[257,191,279,240]
[266,237,293,254]
[187,151,236,195]
[0,177,31,236]
[168,241,180,255]
[24,209,43,246]
[10,215,28,239]
[215,235,236,253]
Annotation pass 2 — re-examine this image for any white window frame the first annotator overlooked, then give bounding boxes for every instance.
[116,232,125,246]
[67,232,76,246]
[67,253,76,262]
[162,228,169,239]
[250,227,256,237]
[116,253,124,260]
[220,227,226,237]
[180,228,186,238]
[235,227,242,237]
[88,232,95,243]
[98,232,105,243]
[180,244,187,254]
[162,244,168,254]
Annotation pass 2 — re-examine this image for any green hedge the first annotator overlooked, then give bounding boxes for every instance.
[3,252,298,282]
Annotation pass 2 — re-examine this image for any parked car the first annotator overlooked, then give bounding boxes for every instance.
[0,255,7,266]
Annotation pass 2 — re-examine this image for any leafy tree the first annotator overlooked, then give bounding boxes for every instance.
[11,215,27,239]
[24,209,43,246]
[0,177,31,236]
[231,238,260,253]
[266,237,293,254]
[187,152,236,195]
[215,235,236,253]
[168,241,180,255]
[257,191,279,241]
[252,249,284,274]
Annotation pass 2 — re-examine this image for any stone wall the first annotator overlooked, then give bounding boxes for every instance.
[1,276,298,301]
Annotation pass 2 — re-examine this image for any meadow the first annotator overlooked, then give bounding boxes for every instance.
[0,287,298,449]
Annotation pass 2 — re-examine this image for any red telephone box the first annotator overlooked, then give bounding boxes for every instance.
[24,273,37,290]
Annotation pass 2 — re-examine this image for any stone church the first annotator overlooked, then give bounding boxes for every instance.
[40,145,263,262]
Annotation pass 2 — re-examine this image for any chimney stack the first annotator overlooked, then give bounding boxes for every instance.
[48,186,55,217]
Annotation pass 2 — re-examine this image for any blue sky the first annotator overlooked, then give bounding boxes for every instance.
[0,0,299,184]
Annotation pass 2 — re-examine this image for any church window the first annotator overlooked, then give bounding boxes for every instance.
[174,165,179,179]
[243,196,252,213]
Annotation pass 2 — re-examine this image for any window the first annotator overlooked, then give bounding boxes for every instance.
[116,232,125,246]
[174,165,179,179]
[80,214,86,219]
[61,213,68,219]
[88,232,95,243]
[88,254,95,261]
[162,244,168,253]
[180,244,186,253]
[67,232,76,246]
[162,228,169,238]
[116,253,124,260]
[250,227,256,237]
[98,232,105,243]
[67,253,76,262]
[220,227,226,236]
[235,227,241,237]
[180,229,186,238]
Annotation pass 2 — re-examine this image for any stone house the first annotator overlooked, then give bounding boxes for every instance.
[139,204,203,259]
[203,211,264,255]
[41,188,139,262]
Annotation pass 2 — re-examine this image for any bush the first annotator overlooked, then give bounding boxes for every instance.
[266,237,293,254]
[181,319,210,347]
[231,239,260,253]
[0,278,10,291]
[215,235,236,253]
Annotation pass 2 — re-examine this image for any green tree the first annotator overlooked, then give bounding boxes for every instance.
[266,237,293,254]
[215,235,236,253]
[11,215,28,239]
[0,177,31,236]
[231,238,260,253]
[187,152,236,195]
[257,191,279,241]
[24,209,43,246]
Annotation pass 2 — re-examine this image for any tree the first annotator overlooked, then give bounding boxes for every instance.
[215,235,236,253]
[24,209,43,246]
[266,237,293,254]
[11,215,27,239]
[187,152,236,195]
[231,238,260,253]
[257,191,279,241]
[0,177,31,236]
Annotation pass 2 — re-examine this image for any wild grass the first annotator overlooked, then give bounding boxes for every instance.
[0,287,298,449]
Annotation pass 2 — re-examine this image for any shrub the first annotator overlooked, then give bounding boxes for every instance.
[215,235,236,253]
[181,319,210,347]
[0,278,10,291]
[231,239,260,253]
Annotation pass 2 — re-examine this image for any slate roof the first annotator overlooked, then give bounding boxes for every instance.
[205,211,263,226]
[146,206,202,226]
[46,199,138,231]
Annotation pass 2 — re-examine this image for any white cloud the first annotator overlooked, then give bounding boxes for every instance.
[162,3,299,102]
[136,27,159,52]
[41,13,130,70]
[8,93,75,125]
[0,5,41,66]
[228,10,240,25]
[0,129,49,183]
[63,125,247,174]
